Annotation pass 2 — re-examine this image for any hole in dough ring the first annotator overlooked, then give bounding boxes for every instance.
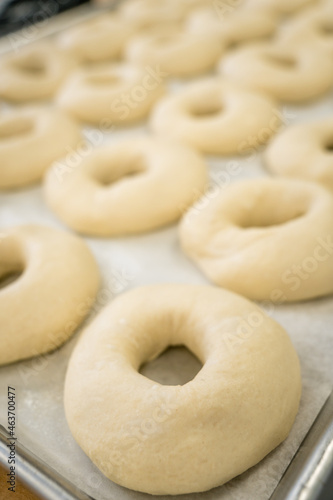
[179,178,333,302]
[150,77,281,155]
[64,284,301,495]
[57,63,165,125]
[0,43,75,102]
[219,41,333,103]
[0,107,82,189]
[0,225,100,366]
[57,13,135,63]
[264,117,333,192]
[44,137,208,236]
[125,25,222,77]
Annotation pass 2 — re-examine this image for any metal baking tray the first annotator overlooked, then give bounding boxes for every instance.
[0,3,333,500]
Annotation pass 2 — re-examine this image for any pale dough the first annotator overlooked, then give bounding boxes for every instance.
[56,62,165,125]
[264,117,333,191]
[180,178,333,302]
[0,107,82,189]
[150,77,281,154]
[64,284,301,495]
[187,6,277,45]
[0,225,100,365]
[278,4,333,55]
[57,13,135,63]
[220,41,333,103]
[125,24,222,77]
[0,42,75,102]
[44,137,208,236]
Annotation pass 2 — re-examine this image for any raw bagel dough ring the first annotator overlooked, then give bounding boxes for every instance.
[242,0,317,15]
[180,178,333,302]
[0,43,75,102]
[150,78,281,155]
[264,118,333,191]
[0,225,100,365]
[64,284,301,495]
[125,25,222,77]
[0,107,82,189]
[119,0,186,29]
[57,13,135,63]
[57,63,165,125]
[220,41,333,103]
[44,137,208,236]
[279,5,333,55]
[187,6,277,45]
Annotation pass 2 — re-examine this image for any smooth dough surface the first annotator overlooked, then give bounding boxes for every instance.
[0,225,100,365]
[57,63,165,125]
[125,24,222,77]
[220,41,333,102]
[242,0,317,14]
[0,42,75,102]
[0,107,82,189]
[180,178,333,302]
[44,137,208,236]
[187,6,277,45]
[278,4,333,54]
[57,13,135,63]
[264,117,333,191]
[64,284,301,495]
[150,77,281,154]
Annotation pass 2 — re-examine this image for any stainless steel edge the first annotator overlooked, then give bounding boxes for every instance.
[0,425,94,500]
[0,1,120,55]
[270,391,333,500]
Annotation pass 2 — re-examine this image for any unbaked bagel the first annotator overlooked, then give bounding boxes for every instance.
[264,117,333,191]
[150,77,281,154]
[220,40,333,102]
[64,284,301,495]
[0,225,100,365]
[44,137,208,236]
[187,6,277,45]
[180,178,333,302]
[278,4,333,54]
[125,24,222,77]
[0,42,74,102]
[119,0,186,29]
[57,13,135,63]
[0,107,82,189]
[57,62,165,125]
[242,0,317,15]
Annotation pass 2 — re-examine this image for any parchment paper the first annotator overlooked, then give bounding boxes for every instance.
[0,56,333,500]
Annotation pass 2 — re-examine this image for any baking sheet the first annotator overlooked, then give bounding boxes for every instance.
[0,6,333,500]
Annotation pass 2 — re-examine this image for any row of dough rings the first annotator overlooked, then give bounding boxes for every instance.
[56,5,278,69]
[264,117,333,192]
[278,3,333,54]
[57,63,166,125]
[150,78,281,155]
[0,107,81,189]
[220,40,333,103]
[179,178,333,302]
[0,225,100,366]
[0,43,75,102]
[64,284,301,495]
[124,24,222,77]
[0,11,329,103]
[44,138,208,236]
